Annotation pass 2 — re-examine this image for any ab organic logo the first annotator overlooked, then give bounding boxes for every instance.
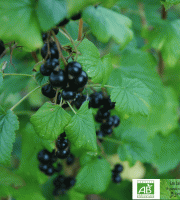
[137,180,154,198]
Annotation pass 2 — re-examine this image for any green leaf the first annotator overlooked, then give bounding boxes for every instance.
[31,102,71,140]
[37,0,67,31]
[0,110,19,165]
[111,78,152,116]
[35,71,49,86]
[74,158,111,194]
[117,128,153,166]
[161,0,180,9]
[145,20,180,66]
[68,189,85,200]
[65,101,97,152]
[0,71,3,88]
[83,6,133,47]
[77,39,113,84]
[0,167,25,187]
[0,0,43,51]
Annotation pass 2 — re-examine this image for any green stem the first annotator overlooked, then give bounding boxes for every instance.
[10,86,41,111]
[98,136,122,145]
[3,73,34,77]
[67,101,77,114]
[15,111,36,116]
[86,84,115,89]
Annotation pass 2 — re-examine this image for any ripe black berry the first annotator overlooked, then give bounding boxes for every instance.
[52,28,59,35]
[101,116,114,129]
[41,42,59,59]
[41,84,56,98]
[112,174,122,183]
[38,149,52,163]
[74,94,86,109]
[53,175,65,187]
[60,132,66,138]
[56,138,68,150]
[45,165,55,176]
[49,70,67,88]
[0,40,5,56]
[66,61,82,78]
[51,149,58,163]
[57,148,70,159]
[45,58,59,70]
[56,93,62,104]
[55,163,63,172]
[71,12,82,20]
[64,177,76,189]
[112,115,120,127]
[40,64,52,76]
[96,108,110,120]
[58,18,69,26]
[114,164,123,173]
[89,92,104,108]
[42,33,48,42]
[39,163,48,172]
[102,96,115,110]
[96,130,105,142]
[61,89,76,100]
[66,154,75,165]
[101,127,113,135]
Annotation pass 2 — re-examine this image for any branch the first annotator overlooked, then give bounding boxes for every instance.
[77,19,83,41]
[31,52,39,63]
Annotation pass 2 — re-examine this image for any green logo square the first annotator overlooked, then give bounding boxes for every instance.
[137,180,154,198]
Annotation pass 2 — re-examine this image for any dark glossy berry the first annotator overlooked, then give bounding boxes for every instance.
[42,33,48,41]
[57,148,70,159]
[112,115,120,127]
[41,43,48,58]
[41,84,56,98]
[49,70,67,88]
[56,138,68,150]
[51,149,58,163]
[101,127,113,135]
[38,149,52,164]
[66,154,75,165]
[39,163,48,172]
[112,174,122,183]
[45,165,55,176]
[56,93,62,104]
[96,107,110,120]
[74,94,86,109]
[66,61,82,78]
[53,175,66,187]
[65,177,76,189]
[45,58,59,70]
[71,12,82,20]
[89,92,104,108]
[96,130,105,142]
[58,18,69,26]
[40,64,52,76]
[60,132,66,138]
[102,96,115,110]
[52,28,59,35]
[61,89,76,100]
[55,163,63,172]
[41,42,59,59]
[114,164,123,173]
[101,116,114,129]
[0,40,5,56]
[74,70,88,88]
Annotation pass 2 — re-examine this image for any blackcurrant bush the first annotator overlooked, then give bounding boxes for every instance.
[57,148,70,159]
[89,92,104,108]
[61,89,76,100]
[112,115,120,127]
[49,70,67,88]
[52,28,59,35]
[64,177,76,189]
[58,18,69,26]
[56,138,68,150]
[66,61,82,78]
[114,164,123,173]
[71,12,82,20]
[74,94,86,109]
[40,64,52,76]
[41,84,56,98]
[0,40,5,56]
[42,33,48,41]
[38,149,52,164]
[102,96,115,110]
[66,154,75,165]
[112,174,122,184]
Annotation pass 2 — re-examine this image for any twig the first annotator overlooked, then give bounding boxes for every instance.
[31,51,39,63]
[77,19,83,41]
[3,73,34,77]
[66,101,77,114]
[55,88,60,104]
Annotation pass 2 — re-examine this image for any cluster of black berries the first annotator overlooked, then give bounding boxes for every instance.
[112,164,123,184]
[37,132,76,196]
[0,40,5,56]
[58,12,82,27]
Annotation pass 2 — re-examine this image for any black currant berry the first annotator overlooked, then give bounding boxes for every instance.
[102,96,115,110]
[42,33,48,42]
[38,149,52,164]
[114,164,123,173]
[55,163,63,172]
[57,148,70,159]
[96,130,105,142]
[112,174,122,184]
[49,70,67,88]
[45,166,55,176]
[0,40,5,56]
[51,149,58,163]
[56,138,68,150]
[66,61,82,78]
[101,128,113,136]
[74,94,86,109]
[45,58,59,70]
[61,89,76,100]
[58,18,69,26]
[96,108,110,120]
[66,154,75,165]
[71,12,82,20]
[53,175,66,187]
[65,177,76,189]
[52,28,59,35]
[100,116,114,129]
[56,93,62,104]
[60,132,66,138]
[39,163,48,172]
[112,115,120,127]
[89,92,104,108]
[40,64,52,76]
[41,42,59,59]
[41,84,56,98]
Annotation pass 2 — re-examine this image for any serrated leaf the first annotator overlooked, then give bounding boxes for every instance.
[83,6,133,47]
[65,101,97,152]
[117,128,153,166]
[68,189,85,200]
[77,39,113,84]
[37,0,67,31]
[0,167,25,187]
[31,102,71,140]
[0,110,19,164]
[161,0,180,9]
[74,158,111,194]
[35,71,49,86]
[0,0,43,51]
[111,78,152,116]
[0,71,3,88]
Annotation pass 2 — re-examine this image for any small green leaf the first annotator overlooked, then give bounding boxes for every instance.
[111,78,152,116]
[0,0,43,51]
[35,71,49,86]
[83,6,133,47]
[37,0,67,31]
[31,102,71,140]
[65,101,97,152]
[0,110,19,165]
[74,158,111,194]
[161,0,180,9]
[0,167,25,187]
